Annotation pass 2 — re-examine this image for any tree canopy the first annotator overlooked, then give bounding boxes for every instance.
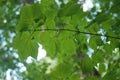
[0,0,120,80]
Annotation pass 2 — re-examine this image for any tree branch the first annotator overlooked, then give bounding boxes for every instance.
[33,29,120,40]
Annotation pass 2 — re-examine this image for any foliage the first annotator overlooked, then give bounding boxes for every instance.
[0,0,22,76]
[0,0,120,80]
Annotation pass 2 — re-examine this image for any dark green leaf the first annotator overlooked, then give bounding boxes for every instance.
[58,1,80,16]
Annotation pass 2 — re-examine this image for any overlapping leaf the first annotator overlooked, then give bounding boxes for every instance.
[49,62,73,79]
[14,32,38,60]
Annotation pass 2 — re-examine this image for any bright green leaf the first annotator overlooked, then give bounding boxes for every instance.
[14,32,38,60]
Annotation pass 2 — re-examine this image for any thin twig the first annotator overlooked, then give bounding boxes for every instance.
[33,29,120,40]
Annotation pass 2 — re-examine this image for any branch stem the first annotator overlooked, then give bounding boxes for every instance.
[33,29,120,40]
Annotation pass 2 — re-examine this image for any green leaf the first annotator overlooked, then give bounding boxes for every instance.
[58,1,80,16]
[31,3,43,19]
[89,37,98,50]
[70,10,88,29]
[40,0,57,18]
[103,43,113,54]
[16,5,34,32]
[102,19,116,32]
[85,76,98,80]
[99,63,106,74]
[81,55,94,73]
[56,31,76,59]
[92,50,104,64]
[87,23,100,32]
[14,32,38,60]
[102,69,117,80]
[109,38,120,49]
[39,0,57,29]
[33,30,57,58]
[50,62,73,79]
[95,13,110,24]
[16,20,33,32]
[69,74,80,80]
[77,34,88,54]
[20,5,33,20]
[45,18,55,28]
[56,16,71,26]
